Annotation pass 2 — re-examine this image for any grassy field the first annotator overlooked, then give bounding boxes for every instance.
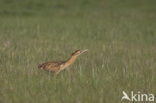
[0,0,156,103]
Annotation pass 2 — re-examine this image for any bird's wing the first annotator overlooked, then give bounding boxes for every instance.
[43,61,64,72]
[123,91,127,96]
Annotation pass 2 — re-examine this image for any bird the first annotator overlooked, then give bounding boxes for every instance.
[121,91,131,101]
[38,49,88,74]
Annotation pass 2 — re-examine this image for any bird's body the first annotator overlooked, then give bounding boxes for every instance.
[38,61,64,73]
[38,49,88,74]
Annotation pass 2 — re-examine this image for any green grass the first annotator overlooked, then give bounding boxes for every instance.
[0,0,156,103]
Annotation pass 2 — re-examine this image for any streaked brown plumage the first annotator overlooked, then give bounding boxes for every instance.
[38,49,88,74]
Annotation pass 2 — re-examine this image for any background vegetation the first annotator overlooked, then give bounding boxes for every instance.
[0,0,156,103]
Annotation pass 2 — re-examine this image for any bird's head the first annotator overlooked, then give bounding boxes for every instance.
[71,49,88,57]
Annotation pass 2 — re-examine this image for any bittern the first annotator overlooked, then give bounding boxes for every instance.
[38,49,88,74]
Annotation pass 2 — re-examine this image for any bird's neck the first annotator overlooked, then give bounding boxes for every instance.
[60,55,78,70]
[65,55,78,66]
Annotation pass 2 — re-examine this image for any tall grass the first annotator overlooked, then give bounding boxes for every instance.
[0,0,156,103]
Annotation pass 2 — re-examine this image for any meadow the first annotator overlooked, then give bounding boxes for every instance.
[0,0,156,103]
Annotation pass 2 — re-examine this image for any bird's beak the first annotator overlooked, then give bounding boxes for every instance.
[80,49,88,55]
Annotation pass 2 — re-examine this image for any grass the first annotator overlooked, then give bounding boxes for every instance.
[0,0,156,103]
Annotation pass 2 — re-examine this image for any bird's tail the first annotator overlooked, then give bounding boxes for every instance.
[38,63,44,69]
